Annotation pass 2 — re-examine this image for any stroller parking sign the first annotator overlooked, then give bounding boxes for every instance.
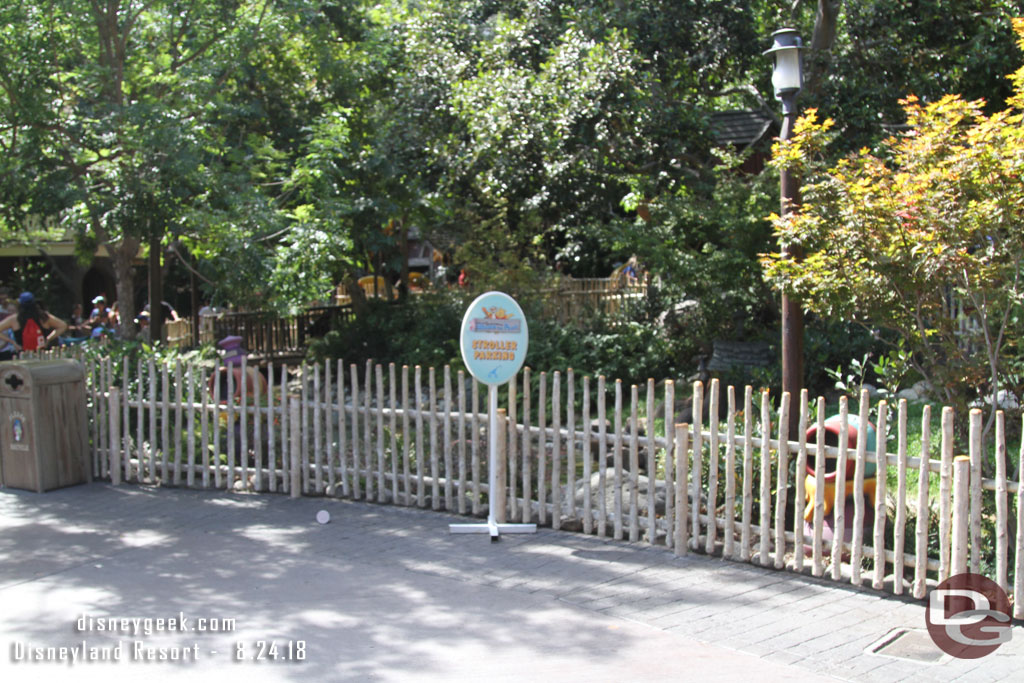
[460,292,528,386]
[453,290,536,540]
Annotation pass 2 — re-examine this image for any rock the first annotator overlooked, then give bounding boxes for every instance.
[657,300,700,337]
[572,467,678,516]
[896,387,918,401]
[985,389,1020,410]
[897,379,933,402]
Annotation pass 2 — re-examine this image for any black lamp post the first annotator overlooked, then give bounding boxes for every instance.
[765,28,804,417]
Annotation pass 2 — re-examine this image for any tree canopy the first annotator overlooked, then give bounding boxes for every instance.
[1,0,1023,386]
[763,18,1024,425]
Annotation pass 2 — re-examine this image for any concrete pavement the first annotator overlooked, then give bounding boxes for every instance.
[0,482,1021,681]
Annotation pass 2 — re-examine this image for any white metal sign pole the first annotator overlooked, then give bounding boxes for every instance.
[450,382,536,540]
[450,291,536,541]
[487,382,499,529]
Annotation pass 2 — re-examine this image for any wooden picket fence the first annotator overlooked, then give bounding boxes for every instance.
[79,355,1024,615]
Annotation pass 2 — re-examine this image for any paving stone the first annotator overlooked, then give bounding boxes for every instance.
[3,482,1021,682]
[762,649,808,667]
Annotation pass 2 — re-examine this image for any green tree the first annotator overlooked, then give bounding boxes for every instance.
[272,1,445,308]
[763,19,1024,438]
[341,1,768,283]
[0,1,323,327]
[795,1,1024,154]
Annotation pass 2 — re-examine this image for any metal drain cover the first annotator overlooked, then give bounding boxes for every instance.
[869,628,946,663]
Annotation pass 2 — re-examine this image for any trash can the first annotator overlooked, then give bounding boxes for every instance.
[0,359,89,492]
[805,414,878,480]
[802,414,878,551]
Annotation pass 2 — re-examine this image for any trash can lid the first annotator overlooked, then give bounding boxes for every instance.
[0,360,84,391]
[219,335,247,365]
[218,335,244,350]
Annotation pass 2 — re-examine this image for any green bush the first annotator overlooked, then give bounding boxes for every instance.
[526,318,679,385]
[308,294,468,370]
[308,291,686,385]
[69,337,218,382]
[803,318,883,398]
[306,288,915,401]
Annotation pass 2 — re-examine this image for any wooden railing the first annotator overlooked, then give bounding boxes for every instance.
[165,319,193,349]
[79,354,1024,615]
[152,307,350,355]
[157,279,640,356]
[540,277,648,324]
[210,305,354,359]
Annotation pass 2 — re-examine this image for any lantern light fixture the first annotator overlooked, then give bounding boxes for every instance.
[764,28,804,113]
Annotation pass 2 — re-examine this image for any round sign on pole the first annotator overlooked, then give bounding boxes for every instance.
[460,291,529,386]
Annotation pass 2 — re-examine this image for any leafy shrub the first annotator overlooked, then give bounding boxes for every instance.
[308,294,468,369]
[526,318,679,385]
[308,290,686,385]
[803,318,881,398]
[69,337,218,382]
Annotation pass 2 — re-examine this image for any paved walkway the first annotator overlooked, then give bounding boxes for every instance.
[0,482,1021,682]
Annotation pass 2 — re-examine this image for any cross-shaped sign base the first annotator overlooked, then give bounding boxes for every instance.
[449,519,538,542]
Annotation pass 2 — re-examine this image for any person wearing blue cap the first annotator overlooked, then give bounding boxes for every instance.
[0,291,68,356]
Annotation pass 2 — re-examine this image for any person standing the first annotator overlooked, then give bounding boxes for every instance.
[0,292,69,355]
[143,301,180,321]
[623,255,640,284]
[0,287,14,360]
[109,301,122,328]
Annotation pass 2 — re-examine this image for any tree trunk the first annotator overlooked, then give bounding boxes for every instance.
[190,264,199,347]
[344,272,368,318]
[109,237,140,340]
[399,217,409,302]
[149,231,164,343]
[803,1,842,100]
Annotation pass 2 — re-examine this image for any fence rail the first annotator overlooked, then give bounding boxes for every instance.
[159,280,642,357]
[79,356,1024,614]
[209,305,354,358]
[540,278,647,324]
[165,318,195,349]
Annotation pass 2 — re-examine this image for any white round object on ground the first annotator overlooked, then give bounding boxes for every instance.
[316,510,330,524]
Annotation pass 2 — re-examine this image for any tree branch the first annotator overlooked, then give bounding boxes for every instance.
[168,241,216,286]
[710,84,780,125]
[802,1,842,100]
